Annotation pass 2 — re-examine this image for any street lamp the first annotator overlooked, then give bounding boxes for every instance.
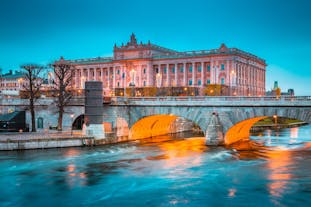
[70,114,74,135]
[273,115,277,125]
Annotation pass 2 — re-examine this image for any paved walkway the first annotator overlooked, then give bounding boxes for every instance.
[0,130,88,141]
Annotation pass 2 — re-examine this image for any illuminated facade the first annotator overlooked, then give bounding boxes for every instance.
[0,70,27,95]
[68,33,266,96]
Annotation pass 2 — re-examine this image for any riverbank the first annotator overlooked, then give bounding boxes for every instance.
[250,121,307,132]
[0,131,95,150]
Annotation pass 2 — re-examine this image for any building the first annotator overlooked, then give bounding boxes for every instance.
[266,81,294,96]
[0,70,27,96]
[67,33,266,96]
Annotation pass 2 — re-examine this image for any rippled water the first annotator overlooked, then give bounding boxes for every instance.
[1,126,311,207]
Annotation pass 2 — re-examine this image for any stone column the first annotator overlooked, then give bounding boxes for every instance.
[76,69,79,89]
[101,68,104,83]
[205,113,224,145]
[201,62,204,87]
[166,64,169,86]
[94,68,97,81]
[108,67,110,88]
[192,62,195,86]
[183,62,186,85]
[175,63,178,86]
[210,61,214,84]
[113,66,116,89]
[87,68,90,81]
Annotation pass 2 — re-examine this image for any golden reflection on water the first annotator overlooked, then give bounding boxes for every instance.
[65,163,87,187]
[290,127,299,139]
[140,136,207,169]
[265,150,293,199]
[63,148,80,157]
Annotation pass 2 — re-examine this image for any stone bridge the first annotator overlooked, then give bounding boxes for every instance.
[1,95,311,145]
[104,96,311,145]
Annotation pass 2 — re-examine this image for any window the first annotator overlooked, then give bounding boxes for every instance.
[117,82,120,87]
[172,67,175,73]
[207,79,211,84]
[221,64,225,70]
[198,79,201,86]
[189,66,192,73]
[221,78,225,85]
[189,79,192,86]
[207,65,210,72]
[198,66,202,72]
[144,81,146,86]
[156,68,159,73]
[117,70,120,75]
[164,68,167,74]
[143,68,146,74]
[106,71,108,76]
[180,66,184,73]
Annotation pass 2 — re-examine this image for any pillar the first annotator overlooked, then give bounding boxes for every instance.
[201,62,204,88]
[205,113,224,145]
[183,62,186,86]
[175,63,178,86]
[166,64,171,86]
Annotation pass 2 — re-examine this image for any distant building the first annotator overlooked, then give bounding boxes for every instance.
[0,70,27,96]
[266,81,294,96]
[60,33,266,96]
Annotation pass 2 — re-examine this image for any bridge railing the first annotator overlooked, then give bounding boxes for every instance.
[110,96,311,106]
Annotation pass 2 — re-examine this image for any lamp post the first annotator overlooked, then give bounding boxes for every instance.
[70,114,74,135]
[273,115,278,126]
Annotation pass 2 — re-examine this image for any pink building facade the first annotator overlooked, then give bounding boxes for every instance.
[69,34,266,96]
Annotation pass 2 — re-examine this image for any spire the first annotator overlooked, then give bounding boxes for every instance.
[129,33,137,45]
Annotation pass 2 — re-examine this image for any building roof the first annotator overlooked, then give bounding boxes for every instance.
[67,35,266,65]
[1,71,26,79]
[0,111,20,122]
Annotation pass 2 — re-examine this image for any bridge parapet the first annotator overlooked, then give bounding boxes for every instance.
[0,97,85,106]
[111,96,311,107]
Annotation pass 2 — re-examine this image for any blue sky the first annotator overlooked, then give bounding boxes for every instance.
[0,0,310,95]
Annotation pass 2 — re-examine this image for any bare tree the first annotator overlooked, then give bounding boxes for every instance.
[51,57,74,131]
[20,64,44,132]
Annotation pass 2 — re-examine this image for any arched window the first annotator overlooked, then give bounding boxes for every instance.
[37,117,43,129]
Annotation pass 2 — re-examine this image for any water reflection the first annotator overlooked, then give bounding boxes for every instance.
[266,150,293,199]
[290,127,299,138]
[1,125,311,207]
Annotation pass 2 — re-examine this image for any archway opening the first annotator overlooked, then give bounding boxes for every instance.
[129,114,203,140]
[72,114,84,130]
[225,116,307,146]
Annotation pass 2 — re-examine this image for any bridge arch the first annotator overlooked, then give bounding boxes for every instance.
[222,107,311,145]
[72,114,84,130]
[129,114,202,140]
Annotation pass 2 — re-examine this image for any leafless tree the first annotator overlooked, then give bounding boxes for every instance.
[51,57,74,131]
[20,64,44,132]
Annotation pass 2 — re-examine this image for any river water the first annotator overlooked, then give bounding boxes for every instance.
[1,125,311,207]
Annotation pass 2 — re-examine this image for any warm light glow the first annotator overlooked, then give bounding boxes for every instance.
[290,127,298,139]
[129,114,179,139]
[225,116,268,145]
[266,150,293,198]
